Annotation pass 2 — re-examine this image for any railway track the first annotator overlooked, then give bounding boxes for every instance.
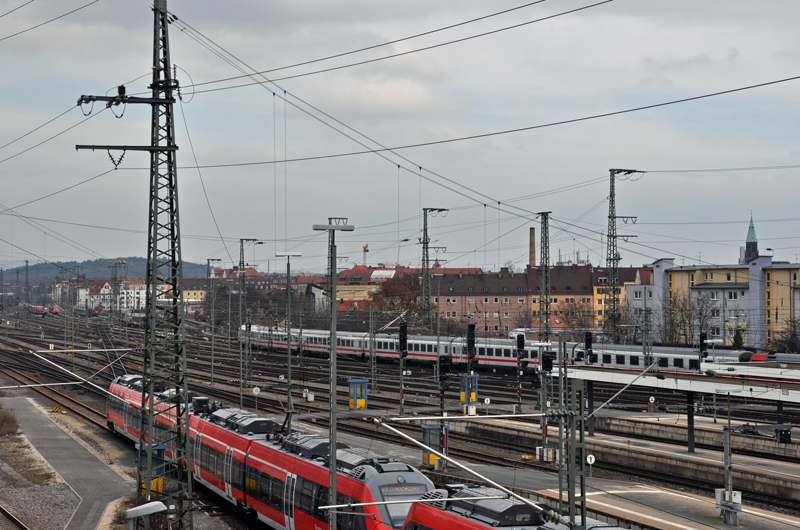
[0,504,29,530]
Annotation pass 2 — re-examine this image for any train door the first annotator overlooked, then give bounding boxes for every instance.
[193,434,202,480]
[224,447,233,499]
[283,473,297,530]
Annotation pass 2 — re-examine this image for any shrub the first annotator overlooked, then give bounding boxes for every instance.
[0,404,19,435]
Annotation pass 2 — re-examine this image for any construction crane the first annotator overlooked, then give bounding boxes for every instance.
[362,244,369,266]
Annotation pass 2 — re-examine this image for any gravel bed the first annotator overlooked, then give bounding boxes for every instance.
[0,481,79,530]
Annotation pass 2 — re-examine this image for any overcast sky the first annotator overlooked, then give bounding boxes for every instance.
[0,0,798,277]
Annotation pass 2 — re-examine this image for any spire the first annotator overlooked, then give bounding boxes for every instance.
[746,214,758,243]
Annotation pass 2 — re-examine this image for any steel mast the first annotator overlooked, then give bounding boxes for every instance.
[76,1,193,526]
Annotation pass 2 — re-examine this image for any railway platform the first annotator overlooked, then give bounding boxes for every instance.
[0,384,133,530]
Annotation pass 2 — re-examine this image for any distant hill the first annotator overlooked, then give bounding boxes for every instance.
[1,257,207,286]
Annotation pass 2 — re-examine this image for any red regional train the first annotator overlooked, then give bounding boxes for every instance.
[106,375,435,530]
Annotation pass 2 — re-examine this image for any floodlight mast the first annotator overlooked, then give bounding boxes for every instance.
[313,219,354,530]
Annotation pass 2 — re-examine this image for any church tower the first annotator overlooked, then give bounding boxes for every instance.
[745,215,758,262]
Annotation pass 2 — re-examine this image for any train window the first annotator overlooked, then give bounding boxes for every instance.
[231,458,243,491]
[602,354,611,364]
[616,355,626,365]
[658,358,668,368]
[689,359,699,370]
[313,484,329,520]
[298,477,314,514]
[444,346,448,354]
[673,358,684,368]
[259,470,271,501]
[531,351,538,359]
[427,344,433,353]
[413,343,419,352]
[272,477,285,509]
[504,349,511,358]
[487,348,494,356]
[479,347,485,355]
[630,356,640,366]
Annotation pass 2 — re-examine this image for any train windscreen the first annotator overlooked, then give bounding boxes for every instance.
[379,483,428,527]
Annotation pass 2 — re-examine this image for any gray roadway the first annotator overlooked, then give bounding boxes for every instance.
[0,384,133,530]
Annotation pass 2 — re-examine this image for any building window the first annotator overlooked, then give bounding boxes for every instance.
[766,292,771,307]
[598,277,607,284]
[493,312,499,318]
[504,326,509,331]
[551,297,558,304]
[728,310,737,318]
[503,287,508,292]
[668,274,672,288]
[468,287,474,292]
[565,297,575,304]
[494,325,499,331]
[710,291,719,300]
[504,297,509,304]
[531,297,538,304]
[711,327,720,336]
[494,297,499,303]
[794,272,797,286]
[690,273,694,287]
[711,309,720,318]
[766,310,771,325]
[597,310,604,316]
[704,272,708,280]
[467,297,475,304]
[634,291,642,300]
[582,297,592,304]
[446,311,451,318]
[597,299,603,306]
[518,297,525,304]
[452,312,457,318]
[726,272,731,282]
[669,291,673,302]
[434,297,439,303]
[483,287,488,292]
[504,312,509,318]
[649,291,652,299]
[728,291,738,300]
[484,297,489,303]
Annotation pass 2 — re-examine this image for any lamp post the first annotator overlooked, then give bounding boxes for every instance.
[277,251,301,431]
[313,218,354,530]
[715,387,742,525]
[207,259,221,384]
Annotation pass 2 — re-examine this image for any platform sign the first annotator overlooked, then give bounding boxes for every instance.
[649,396,655,403]
[253,387,260,412]
[587,454,595,486]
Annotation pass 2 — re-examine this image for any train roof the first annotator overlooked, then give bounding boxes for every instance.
[444,485,548,527]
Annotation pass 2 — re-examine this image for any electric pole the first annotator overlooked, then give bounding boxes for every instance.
[76,1,193,526]
[238,238,258,399]
[421,208,448,333]
[604,169,639,344]
[277,251,301,431]
[207,259,220,384]
[539,213,551,343]
[313,218,354,530]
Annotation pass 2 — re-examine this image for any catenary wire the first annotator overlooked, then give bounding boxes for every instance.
[0,106,107,165]
[175,1,547,87]
[0,106,77,152]
[178,98,235,265]
[0,0,99,43]
[0,1,34,19]
[182,1,613,93]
